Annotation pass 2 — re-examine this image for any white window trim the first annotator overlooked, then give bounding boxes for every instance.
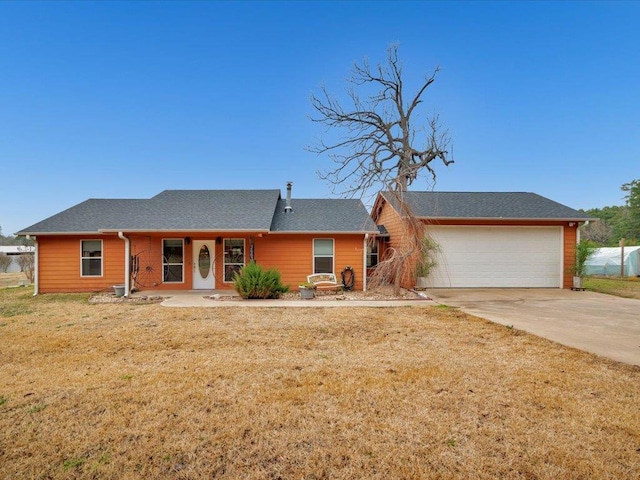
[162,238,185,284]
[223,238,245,283]
[80,239,103,278]
[313,238,335,274]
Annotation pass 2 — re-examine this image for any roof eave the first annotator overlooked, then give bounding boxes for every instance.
[417,216,595,222]
[16,231,103,236]
[99,228,272,233]
[18,228,274,235]
[270,230,379,235]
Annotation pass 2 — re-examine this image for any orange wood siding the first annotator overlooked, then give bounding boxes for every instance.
[564,226,578,289]
[374,200,417,288]
[37,235,125,293]
[375,199,405,262]
[36,232,368,293]
[128,233,367,292]
[39,222,582,293]
[256,234,366,291]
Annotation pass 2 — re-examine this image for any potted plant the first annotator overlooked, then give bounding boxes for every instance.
[571,239,597,290]
[299,281,316,299]
[415,262,432,289]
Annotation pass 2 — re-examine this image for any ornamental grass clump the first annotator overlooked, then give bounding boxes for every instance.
[573,239,597,278]
[233,261,289,299]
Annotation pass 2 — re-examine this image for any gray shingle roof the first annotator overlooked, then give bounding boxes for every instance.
[18,190,281,234]
[17,199,148,234]
[270,199,378,233]
[381,191,593,220]
[17,190,377,235]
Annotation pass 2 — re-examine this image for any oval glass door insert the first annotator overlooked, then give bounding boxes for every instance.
[198,245,211,278]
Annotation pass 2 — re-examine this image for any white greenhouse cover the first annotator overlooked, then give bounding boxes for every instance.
[584,246,640,277]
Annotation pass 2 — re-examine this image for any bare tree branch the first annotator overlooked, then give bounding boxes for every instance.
[309,44,454,197]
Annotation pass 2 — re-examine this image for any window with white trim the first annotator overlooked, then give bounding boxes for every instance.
[224,239,245,282]
[313,238,334,274]
[81,240,102,277]
[163,239,184,283]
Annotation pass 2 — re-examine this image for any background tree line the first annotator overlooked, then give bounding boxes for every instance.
[0,226,34,246]
[0,226,35,280]
[580,179,640,246]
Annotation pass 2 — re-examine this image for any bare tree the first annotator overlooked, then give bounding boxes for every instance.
[16,247,34,283]
[310,45,454,292]
[0,253,10,273]
[580,220,613,246]
[310,44,453,198]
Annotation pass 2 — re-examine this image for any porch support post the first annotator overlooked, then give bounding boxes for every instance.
[118,232,131,297]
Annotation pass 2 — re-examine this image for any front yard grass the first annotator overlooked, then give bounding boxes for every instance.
[0,272,28,288]
[583,275,640,299]
[1,287,639,479]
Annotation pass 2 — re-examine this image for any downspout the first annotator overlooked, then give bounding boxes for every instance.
[363,234,369,292]
[118,232,130,297]
[27,235,38,296]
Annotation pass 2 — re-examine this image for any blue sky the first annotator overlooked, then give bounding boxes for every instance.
[1,1,638,235]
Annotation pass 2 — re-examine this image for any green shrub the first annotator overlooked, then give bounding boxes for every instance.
[573,239,597,277]
[233,261,289,299]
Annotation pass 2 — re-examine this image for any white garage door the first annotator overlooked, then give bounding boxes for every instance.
[426,226,563,288]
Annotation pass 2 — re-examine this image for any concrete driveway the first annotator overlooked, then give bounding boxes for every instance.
[426,289,640,366]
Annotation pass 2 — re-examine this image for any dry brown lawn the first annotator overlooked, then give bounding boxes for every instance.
[0,272,28,288]
[1,288,639,479]
[584,275,640,300]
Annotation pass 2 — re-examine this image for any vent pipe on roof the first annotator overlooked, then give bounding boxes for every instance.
[285,181,293,213]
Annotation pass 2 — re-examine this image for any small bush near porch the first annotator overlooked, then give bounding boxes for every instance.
[0,288,638,479]
[232,261,289,299]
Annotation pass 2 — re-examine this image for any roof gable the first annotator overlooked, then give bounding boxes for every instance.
[379,191,593,221]
[142,190,281,231]
[270,199,378,233]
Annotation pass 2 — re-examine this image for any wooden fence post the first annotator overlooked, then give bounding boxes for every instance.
[619,238,625,277]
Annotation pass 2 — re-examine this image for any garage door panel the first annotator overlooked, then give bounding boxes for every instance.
[426,226,562,288]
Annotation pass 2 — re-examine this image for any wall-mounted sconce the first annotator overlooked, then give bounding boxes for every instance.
[185,237,191,245]
[216,236,222,244]
[568,222,576,227]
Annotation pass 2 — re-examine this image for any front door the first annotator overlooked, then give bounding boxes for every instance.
[193,240,215,289]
